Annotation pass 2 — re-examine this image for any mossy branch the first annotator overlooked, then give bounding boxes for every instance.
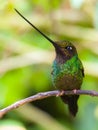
[0,89,98,118]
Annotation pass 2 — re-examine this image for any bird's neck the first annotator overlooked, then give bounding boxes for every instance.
[55,53,78,64]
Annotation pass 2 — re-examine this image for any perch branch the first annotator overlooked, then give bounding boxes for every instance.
[0,89,98,118]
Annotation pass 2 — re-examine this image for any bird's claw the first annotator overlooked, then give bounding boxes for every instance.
[56,90,65,97]
[73,89,77,94]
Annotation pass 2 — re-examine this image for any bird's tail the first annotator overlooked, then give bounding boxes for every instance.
[61,95,79,116]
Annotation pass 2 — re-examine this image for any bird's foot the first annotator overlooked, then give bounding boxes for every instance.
[72,89,77,94]
[56,90,65,97]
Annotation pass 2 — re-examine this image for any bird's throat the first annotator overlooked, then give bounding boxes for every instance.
[55,52,74,64]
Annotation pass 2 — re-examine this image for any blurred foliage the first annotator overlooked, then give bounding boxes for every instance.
[0,0,98,130]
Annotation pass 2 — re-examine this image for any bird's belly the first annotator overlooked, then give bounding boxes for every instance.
[53,74,82,90]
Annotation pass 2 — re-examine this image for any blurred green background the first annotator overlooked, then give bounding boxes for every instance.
[0,0,98,130]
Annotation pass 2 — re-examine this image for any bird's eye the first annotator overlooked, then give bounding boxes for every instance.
[65,46,73,51]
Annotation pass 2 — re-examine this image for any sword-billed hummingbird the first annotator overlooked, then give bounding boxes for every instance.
[15,9,84,116]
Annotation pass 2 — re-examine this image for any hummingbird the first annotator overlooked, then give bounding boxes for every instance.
[15,9,84,116]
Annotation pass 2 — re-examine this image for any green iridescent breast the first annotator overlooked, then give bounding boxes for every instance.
[52,55,84,90]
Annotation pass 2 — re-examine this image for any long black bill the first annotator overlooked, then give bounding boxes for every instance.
[15,9,56,45]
